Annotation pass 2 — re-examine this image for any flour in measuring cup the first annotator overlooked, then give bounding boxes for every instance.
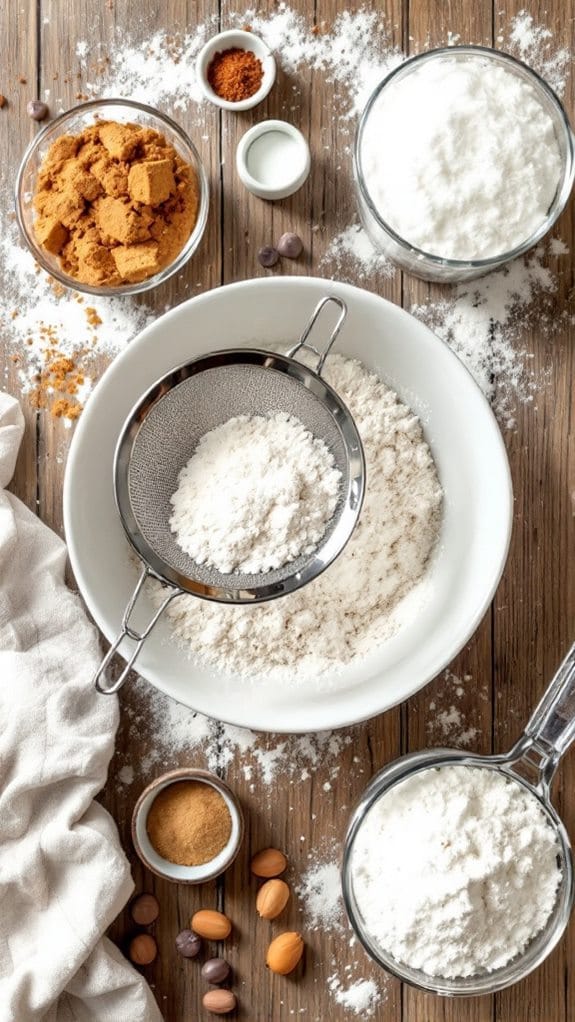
[351,765,561,978]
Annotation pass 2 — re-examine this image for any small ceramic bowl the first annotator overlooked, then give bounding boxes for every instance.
[132,768,244,884]
[195,29,276,111]
[236,119,311,200]
[15,98,209,297]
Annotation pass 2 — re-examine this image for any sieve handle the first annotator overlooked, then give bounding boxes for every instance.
[93,565,180,695]
[508,641,575,791]
[286,296,347,376]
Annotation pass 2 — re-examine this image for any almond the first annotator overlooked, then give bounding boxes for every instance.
[256,878,290,920]
[251,846,287,878]
[266,931,304,975]
[202,988,237,1014]
[191,909,232,941]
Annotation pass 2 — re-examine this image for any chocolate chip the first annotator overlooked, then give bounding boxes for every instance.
[27,100,49,121]
[257,245,279,268]
[277,232,303,259]
[130,893,160,926]
[175,928,202,958]
[201,957,231,984]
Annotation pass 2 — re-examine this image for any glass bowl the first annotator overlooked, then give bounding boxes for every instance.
[354,46,575,283]
[15,98,209,297]
[341,749,574,996]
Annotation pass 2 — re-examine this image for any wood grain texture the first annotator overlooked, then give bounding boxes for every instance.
[1,0,574,1019]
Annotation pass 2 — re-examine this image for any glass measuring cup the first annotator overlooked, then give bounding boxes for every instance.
[342,642,575,996]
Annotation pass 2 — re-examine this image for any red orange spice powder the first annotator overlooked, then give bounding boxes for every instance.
[207,47,263,102]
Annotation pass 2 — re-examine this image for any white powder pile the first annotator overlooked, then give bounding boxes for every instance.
[327,976,381,1017]
[352,765,561,978]
[169,413,340,574]
[296,860,344,932]
[360,56,562,260]
[151,353,443,680]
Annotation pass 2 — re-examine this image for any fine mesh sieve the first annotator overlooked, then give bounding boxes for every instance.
[94,296,365,693]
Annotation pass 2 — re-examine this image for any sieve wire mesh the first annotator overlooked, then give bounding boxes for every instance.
[126,361,352,593]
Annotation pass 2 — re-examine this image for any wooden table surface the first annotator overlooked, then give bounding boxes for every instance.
[2,1,575,1020]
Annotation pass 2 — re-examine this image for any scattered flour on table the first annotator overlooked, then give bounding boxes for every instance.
[505,10,570,96]
[149,353,443,682]
[169,413,341,574]
[321,225,394,282]
[411,244,564,426]
[117,679,354,788]
[0,215,152,418]
[427,670,482,748]
[351,765,561,977]
[296,860,344,933]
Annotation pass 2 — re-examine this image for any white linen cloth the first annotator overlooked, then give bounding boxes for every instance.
[0,392,162,1022]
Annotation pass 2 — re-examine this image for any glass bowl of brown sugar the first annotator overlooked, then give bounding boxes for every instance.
[132,768,245,884]
[15,98,209,297]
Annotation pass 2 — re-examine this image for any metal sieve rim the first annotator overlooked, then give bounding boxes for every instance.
[113,347,366,603]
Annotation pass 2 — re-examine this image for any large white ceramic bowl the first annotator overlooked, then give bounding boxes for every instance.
[63,277,512,733]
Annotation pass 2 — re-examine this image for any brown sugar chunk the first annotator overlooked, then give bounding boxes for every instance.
[35,217,68,255]
[98,121,142,160]
[96,195,153,244]
[32,119,200,287]
[90,157,129,197]
[112,240,160,281]
[128,159,175,205]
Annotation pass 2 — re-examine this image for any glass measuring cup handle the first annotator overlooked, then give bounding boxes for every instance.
[92,565,180,694]
[508,641,575,793]
[286,295,347,376]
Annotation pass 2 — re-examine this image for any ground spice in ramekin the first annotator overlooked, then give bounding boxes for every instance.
[146,780,232,866]
[207,47,263,102]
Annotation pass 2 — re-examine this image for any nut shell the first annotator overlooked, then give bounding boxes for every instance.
[256,878,290,919]
[203,989,237,1014]
[129,933,158,965]
[266,931,304,975]
[191,909,232,940]
[250,847,287,878]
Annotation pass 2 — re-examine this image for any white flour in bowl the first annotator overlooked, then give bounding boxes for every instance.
[169,412,341,574]
[351,765,561,978]
[149,353,442,681]
[360,55,563,260]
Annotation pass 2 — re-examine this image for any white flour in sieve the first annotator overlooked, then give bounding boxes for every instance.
[169,413,341,575]
[351,765,561,978]
[149,353,443,681]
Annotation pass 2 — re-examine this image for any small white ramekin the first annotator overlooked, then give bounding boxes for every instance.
[132,768,244,884]
[236,119,311,200]
[195,29,276,111]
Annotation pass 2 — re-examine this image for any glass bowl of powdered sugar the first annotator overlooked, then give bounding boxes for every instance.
[354,46,575,283]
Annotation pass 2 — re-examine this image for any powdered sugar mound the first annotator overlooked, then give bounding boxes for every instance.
[327,976,381,1016]
[296,860,344,932]
[412,246,558,425]
[321,225,395,282]
[120,679,354,785]
[507,11,570,97]
[169,413,341,574]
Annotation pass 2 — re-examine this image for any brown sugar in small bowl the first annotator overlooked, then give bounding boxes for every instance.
[15,98,209,297]
[132,768,244,884]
